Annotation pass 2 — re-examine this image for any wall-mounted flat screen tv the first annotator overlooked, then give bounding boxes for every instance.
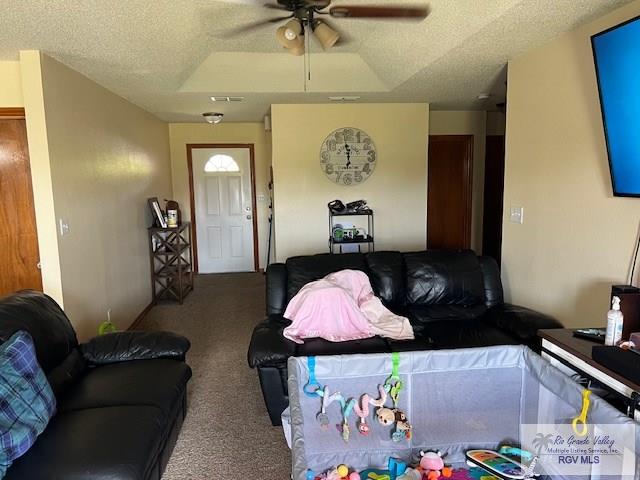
[592,16,640,197]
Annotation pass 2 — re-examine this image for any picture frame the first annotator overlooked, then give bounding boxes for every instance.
[148,197,167,228]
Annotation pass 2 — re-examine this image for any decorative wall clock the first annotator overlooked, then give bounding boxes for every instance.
[320,127,377,186]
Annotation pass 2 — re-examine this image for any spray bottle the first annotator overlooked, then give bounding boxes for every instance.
[605,296,623,346]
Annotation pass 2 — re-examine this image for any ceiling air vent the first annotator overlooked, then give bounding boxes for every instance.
[328,96,361,102]
[211,96,245,102]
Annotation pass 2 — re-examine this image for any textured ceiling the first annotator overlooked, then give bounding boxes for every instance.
[0,0,632,121]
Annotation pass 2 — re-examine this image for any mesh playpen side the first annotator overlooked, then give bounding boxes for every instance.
[287,346,639,479]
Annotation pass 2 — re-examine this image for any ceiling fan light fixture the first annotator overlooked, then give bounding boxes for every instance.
[313,21,340,50]
[288,42,305,56]
[202,112,224,124]
[276,20,303,49]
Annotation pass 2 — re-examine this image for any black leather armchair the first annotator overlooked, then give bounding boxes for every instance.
[0,290,191,480]
[248,250,563,425]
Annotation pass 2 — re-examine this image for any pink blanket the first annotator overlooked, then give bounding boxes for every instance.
[283,269,414,344]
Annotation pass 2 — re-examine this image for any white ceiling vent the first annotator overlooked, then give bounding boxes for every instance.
[210,96,245,102]
[328,96,361,102]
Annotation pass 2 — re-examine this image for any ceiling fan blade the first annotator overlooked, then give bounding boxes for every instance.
[329,4,430,19]
[263,3,291,10]
[224,15,292,36]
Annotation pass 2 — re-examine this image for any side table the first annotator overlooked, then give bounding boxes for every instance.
[538,328,640,420]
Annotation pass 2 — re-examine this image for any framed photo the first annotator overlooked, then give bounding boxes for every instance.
[148,197,167,228]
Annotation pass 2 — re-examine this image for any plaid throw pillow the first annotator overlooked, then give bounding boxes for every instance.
[0,331,56,477]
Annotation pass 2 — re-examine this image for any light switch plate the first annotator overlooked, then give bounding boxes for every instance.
[510,206,524,224]
[59,218,70,236]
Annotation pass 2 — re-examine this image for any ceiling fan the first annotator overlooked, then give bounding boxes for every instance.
[228,1,431,55]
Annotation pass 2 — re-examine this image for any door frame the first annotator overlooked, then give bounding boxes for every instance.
[186,143,259,273]
[427,134,473,249]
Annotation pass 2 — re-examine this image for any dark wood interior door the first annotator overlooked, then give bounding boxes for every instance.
[0,115,42,296]
[427,135,473,250]
[482,135,506,266]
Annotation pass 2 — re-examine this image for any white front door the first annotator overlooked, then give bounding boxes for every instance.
[192,147,255,273]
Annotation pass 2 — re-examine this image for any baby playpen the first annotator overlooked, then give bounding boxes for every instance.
[285,346,639,479]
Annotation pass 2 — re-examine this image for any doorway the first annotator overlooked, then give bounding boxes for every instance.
[0,108,42,296]
[187,144,258,273]
[482,135,505,265]
[427,135,473,250]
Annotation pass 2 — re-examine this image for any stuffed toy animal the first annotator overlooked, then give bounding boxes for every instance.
[419,451,452,480]
[375,407,412,441]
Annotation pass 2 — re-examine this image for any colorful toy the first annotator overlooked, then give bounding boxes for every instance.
[337,397,356,442]
[466,450,537,480]
[353,394,371,435]
[304,353,414,443]
[337,465,349,477]
[396,468,421,480]
[375,353,412,442]
[314,465,360,480]
[316,386,332,430]
[419,451,452,480]
[571,389,591,437]
[375,406,411,441]
[446,468,499,480]
[388,457,407,478]
[498,446,533,463]
[370,384,388,407]
[359,469,390,480]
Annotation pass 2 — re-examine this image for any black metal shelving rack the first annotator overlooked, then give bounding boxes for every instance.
[328,209,374,254]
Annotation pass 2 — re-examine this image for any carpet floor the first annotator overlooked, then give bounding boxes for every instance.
[139,273,291,479]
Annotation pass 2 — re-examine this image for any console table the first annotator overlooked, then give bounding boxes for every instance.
[538,328,640,420]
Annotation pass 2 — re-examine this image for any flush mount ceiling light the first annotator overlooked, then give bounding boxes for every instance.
[202,112,224,124]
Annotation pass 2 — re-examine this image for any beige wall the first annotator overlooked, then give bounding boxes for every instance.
[25,52,172,340]
[168,123,272,268]
[502,1,640,328]
[0,61,23,107]
[429,111,487,253]
[271,103,429,261]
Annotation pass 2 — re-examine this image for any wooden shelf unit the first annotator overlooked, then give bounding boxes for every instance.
[148,222,193,304]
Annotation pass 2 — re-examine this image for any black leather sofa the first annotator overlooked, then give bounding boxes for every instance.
[0,290,191,480]
[248,250,563,425]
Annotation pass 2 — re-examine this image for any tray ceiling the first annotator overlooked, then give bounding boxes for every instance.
[0,0,632,121]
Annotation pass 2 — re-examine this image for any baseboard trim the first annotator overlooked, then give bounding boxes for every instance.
[128,302,154,331]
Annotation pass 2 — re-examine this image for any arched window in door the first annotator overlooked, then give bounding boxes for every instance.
[204,154,240,172]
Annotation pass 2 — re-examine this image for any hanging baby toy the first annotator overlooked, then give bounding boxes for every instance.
[353,394,371,435]
[338,397,356,442]
[316,386,343,431]
[375,352,412,442]
[304,356,356,442]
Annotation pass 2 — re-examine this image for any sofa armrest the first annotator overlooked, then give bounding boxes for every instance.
[247,316,296,369]
[484,304,563,342]
[81,331,191,365]
[266,263,288,316]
